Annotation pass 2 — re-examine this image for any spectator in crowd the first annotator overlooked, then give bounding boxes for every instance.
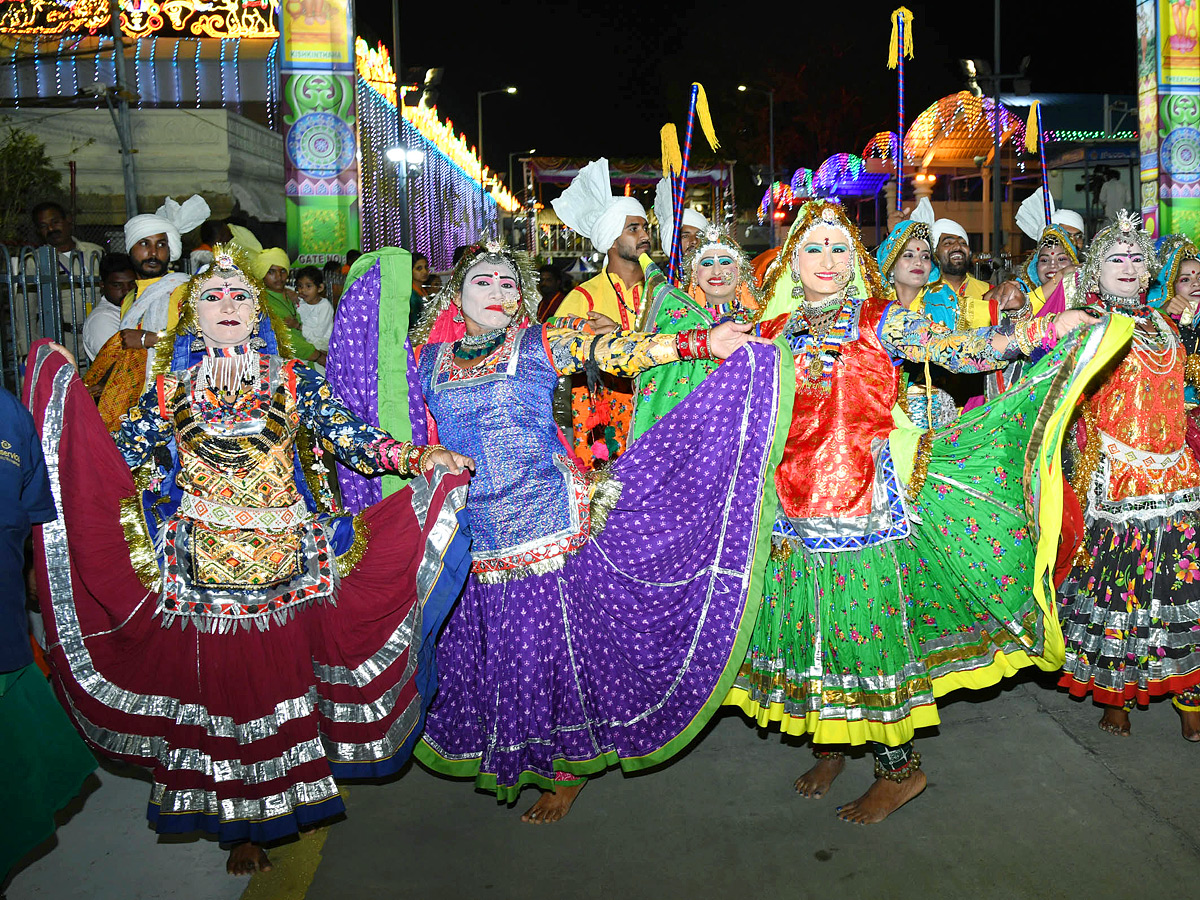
[1099,169,1131,222]
[81,253,136,365]
[537,265,568,320]
[410,252,431,327]
[323,259,345,304]
[293,265,334,372]
[189,219,233,273]
[255,248,326,367]
[31,201,103,268]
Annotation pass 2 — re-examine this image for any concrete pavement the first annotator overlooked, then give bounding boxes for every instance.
[9,672,1198,900]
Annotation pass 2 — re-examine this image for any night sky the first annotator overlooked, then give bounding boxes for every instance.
[358,0,1137,187]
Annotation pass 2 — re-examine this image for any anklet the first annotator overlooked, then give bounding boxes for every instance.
[874,750,921,783]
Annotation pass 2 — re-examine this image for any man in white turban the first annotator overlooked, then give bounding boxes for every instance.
[82,195,208,429]
[653,177,709,262]
[930,217,997,329]
[549,158,651,467]
[1051,209,1086,252]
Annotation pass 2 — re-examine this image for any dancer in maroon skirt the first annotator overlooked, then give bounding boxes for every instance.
[26,244,473,874]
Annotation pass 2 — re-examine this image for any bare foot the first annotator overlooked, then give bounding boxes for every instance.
[836,771,927,825]
[226,843,271,875]
[1098,706,1131,737]
[794,755,845,799]
[1179,706,1200,742]
[521,782,584,824]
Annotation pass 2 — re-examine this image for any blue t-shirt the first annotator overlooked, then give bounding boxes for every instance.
[0,386,56,672]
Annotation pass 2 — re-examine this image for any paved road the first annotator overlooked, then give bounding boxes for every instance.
[10,672,1198,900]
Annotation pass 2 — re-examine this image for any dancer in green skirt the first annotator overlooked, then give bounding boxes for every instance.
[629,225,760,442]
[724,200,1131,824]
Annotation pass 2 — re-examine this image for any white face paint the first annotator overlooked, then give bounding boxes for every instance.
[458,259,520,331]
[694,247,739,305]
[1097,239,1147,298]
[196,274,256,347]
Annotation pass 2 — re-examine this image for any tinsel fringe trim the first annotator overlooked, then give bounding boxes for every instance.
[473,552,569,585]
[335,513,370,579]
[905,431,934,503]
[587,466,623,541]
[119,495,162,591]
[158,593,332,634]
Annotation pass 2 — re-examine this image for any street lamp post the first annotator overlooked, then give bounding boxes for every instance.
[508,147,536,243]
[739,85,775,247]
[477,86,517,236]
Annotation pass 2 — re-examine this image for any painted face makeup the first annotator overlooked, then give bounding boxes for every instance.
[458,260,521,330]
[1097,240,1147,299]
[694,249,739,305]
[792,225,852,302]
[196,275,256,347]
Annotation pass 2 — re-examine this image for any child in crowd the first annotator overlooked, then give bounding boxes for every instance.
[294,266,334,372]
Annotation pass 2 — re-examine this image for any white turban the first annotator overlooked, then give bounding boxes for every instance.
[552,158,647,254]
[1052,208,1085,234]
[932,218,969,246]
[653,177,709,254]
[124,194,211,262]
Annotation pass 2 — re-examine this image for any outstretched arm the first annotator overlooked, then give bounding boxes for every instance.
[878,303,1098,372]
[544,321,763,377]
[292,363,471,475]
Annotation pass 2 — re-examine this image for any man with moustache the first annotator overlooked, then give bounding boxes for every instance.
[83,195,209,429]
[551,157,652,466]
[931,219,995,328]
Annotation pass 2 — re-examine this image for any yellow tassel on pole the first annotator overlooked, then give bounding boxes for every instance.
[1024,101,1040,154]
[692,83,721,151]
[888,7,915,69]
[660,124,682,177]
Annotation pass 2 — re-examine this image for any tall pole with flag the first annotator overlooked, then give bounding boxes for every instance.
[888,7,914,212]
[667,83,720,284]
[1025,101,1052,227]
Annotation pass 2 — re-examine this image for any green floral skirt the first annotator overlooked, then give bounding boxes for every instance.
[725,317,1133,746]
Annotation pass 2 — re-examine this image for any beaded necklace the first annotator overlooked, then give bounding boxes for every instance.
[1129,311,1179,376]
[785,296,850,383]
[453,326,508,362]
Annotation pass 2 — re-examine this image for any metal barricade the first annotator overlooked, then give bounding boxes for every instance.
[0,246,102,393]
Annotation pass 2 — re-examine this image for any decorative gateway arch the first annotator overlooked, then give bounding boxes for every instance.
[1137,0,1200,239]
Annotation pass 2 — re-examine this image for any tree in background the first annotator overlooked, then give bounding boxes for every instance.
[0,119,63,244]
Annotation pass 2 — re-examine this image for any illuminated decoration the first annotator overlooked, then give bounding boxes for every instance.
[354,39,511,264]
[789,167,813,198]
[1136,0,1200,239]
[0,0,277,39]
[813,153,891,199]
[353,39,518,214]
[1042,129,1138,142]
[903,91,1025,165]
[863,131,901,166]
[279,0,359,261]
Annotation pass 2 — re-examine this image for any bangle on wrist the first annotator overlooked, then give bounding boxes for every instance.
[416,445,440,474]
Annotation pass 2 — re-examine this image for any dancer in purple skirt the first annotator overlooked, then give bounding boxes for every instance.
[407,240,791,822]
